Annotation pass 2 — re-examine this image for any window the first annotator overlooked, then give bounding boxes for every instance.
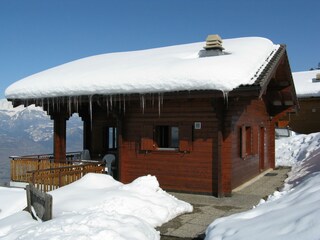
[140,123,192,152]
[155,126,179,149]
[275,127,291,139]
[240,125,252,158]
[107,127,117,150]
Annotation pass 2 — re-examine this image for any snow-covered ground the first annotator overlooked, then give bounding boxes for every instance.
[205,132,320,240]
[2,132,320,239]
[0,175,192,240]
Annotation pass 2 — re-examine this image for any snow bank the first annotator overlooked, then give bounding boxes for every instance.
[0,187,27,219]
[51,174,192,227]
[0,187,26,220]
[293,69,320,97]
[0,174,192,240]
[205,132,320,240]
[2,211,159,240]
[5,37,279,99]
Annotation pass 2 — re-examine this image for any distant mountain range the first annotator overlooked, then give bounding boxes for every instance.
[0,99,83,185]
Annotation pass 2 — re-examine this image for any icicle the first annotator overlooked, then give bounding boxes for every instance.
[151,93,154,108]
[89,95,93,131]
[78,96,82,112]
[141,95,145,114]
[52,97,55,111]
[57,97,60,112]
[110,95,113,110]
[72,97,75,113]
[123,94,126,114]
[223,91,229,108]
[75,96,79,113]
[158,93,161,117]
[68,97,72,116]
[46,98,50,115]
[106,96,109,115]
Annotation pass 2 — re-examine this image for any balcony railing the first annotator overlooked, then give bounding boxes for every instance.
[10,152,105,192]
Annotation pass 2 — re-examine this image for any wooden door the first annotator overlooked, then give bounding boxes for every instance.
[259,127,265,171]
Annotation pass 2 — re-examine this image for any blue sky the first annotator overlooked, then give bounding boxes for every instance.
[0,0,319,99]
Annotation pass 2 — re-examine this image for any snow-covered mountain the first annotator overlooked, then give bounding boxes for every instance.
[0,99,83,185]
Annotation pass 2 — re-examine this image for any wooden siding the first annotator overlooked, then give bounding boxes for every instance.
[289,98,320,134]
[76,94,274,196]
[119,97,218,194]
[221,96,274,193]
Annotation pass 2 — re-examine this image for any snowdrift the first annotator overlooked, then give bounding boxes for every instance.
[0,174,192,240]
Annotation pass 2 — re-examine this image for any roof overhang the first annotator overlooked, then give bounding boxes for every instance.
[231,45,299,116]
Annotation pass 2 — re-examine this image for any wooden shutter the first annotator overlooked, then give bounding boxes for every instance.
[179,124,193,152]
[241,126,246,158]
[141,124,154,151]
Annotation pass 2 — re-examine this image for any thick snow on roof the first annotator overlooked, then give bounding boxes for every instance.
[5,37,279,99]
[292,69,320,98]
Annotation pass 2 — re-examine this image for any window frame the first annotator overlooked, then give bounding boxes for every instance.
[239,125,253,159]
[140,123,193,152]
[107,126,117,150]
[155,125,179,150]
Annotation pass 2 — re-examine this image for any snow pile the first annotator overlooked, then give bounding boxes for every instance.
[205,132,320,240]
[292,69,320,97]
[5,37,279,99]
[0,187,26,220]
[0,174,192,240]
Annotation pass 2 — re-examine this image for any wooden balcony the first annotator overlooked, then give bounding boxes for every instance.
[10,152,105,192]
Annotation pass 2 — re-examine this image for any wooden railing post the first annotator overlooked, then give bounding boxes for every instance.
[58,170,62,187]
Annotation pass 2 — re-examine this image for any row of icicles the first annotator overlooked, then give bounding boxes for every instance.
[13,91,229,127]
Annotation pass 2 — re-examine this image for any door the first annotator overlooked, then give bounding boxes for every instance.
[259,127,265,171]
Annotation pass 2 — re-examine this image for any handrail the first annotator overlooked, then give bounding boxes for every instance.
[26,161,104,174]
[9,151,83,162]
[26,162,105,192]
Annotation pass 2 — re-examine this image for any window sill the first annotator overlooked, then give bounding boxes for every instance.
[156,148,179,151]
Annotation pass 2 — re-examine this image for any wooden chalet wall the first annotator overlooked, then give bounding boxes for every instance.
[221,96,274,195]
[75,92,275,197]
[289,98,320,134]
[119,96,220,195]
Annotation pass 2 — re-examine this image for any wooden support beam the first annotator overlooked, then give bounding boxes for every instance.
[53,113,68,163]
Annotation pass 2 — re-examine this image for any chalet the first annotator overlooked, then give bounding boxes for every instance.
[5,35,297,196]
[289,69,320,134]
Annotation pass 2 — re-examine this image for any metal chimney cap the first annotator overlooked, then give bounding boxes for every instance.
[206,34,222,43]
[204,34,224,50]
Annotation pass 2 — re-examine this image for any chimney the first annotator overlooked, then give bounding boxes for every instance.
[199,34,225,58]
[204,34,224,51]
[316,73,320,81]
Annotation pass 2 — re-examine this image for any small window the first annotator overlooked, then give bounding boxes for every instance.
[240,125,252,158]
[155,126,179,149]
[245,126,252,155]
[107,127,117,150]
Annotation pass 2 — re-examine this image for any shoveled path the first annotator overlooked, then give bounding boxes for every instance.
[158,167,290,240]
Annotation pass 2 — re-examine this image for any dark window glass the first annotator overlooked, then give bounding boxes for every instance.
[108,127,117,150]
[155,126,179,149]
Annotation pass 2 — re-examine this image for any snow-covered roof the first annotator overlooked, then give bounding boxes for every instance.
[292,69,320,98]
[5,37,280,100]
